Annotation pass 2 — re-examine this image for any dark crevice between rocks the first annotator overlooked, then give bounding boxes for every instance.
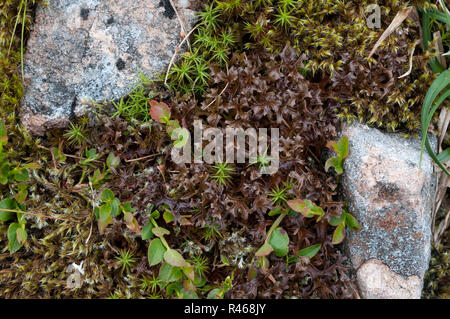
[80,8,90,21]
[158,0,175,19]
[69,96,77,122]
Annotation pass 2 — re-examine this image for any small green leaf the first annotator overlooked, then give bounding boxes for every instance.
[182,265,195,282]
[124,211,141,235]
[164,248,189,268]
[98,214,113,235]
[148,238,166,266]
[99,203,112,222]
[110,198,121,217]
[286,199,305,213]
[141,221,154,240]
[287,199,324,220]
[107,153,120,170]
[181,288,199,299]
[8,223,23,253]
[16,227,27,245]
[298,243,322,259]
[332,222,346,245]
[335,136,349,158]
[158,262,183,283]
[163,210,175,224]
[0,198,16,222]
[121,202,135,213]
[207,288,221,299]
[255,242,273,257]
[13,168,28,182]
[344,212,361,232]
[101,189,115,202]
[149,100,171,123]
[325,157,342,174]
[268,227,289,257]
[152,226,170,237]
[329,212,345,226]
[14,184,28,204]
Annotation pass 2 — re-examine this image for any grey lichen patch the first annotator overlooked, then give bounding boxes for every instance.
[20,0,196,135]
[341,123,437,296]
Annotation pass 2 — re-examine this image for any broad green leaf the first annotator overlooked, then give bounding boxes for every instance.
[344,212,361,232]
[158,262,183,283]
[268,207,285,216]
[163,210,175,224]
[182,265,195,282]
[268,227,289,257]
[0,198,16,222]
[181,288,199,299]
[8,223,22,253]
[124,211,141,235]
[287,199,324,220]
[166,120,181,137]
[101,189,115,202]
[287,199,305,213]
[298,243,322,259]
[94,206,100,219]
[329,213,345,226]
[164,248,189,268]
[152,226,170,237]
[85,148,97,159]
[121,202,135,213]
[149,100,171,123]
[207,288,221,299]
[141,221,154,240]
[98,214,113,235]
[325,157,343,175]
[166,281,183,296]
[255,242,273,257]
[332,222,346,245]
[106,153,120,170]
[99,203,112,222]
[14,184,28,204]
[148,238,166,266]
[13,168,28,182]
[16,227,27,245]
[110,198,121,217]
[151,210,160,219]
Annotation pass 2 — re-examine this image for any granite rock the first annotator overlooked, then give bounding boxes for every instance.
[21,0,195,135]
[341,123,436,299]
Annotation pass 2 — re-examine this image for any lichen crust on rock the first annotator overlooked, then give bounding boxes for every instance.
[20,0,195,135]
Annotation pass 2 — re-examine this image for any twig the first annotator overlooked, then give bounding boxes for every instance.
[107,242,119,254]
[202,65,230,110]
[85,181,95,245]
[124,153,161,163]
[169,0,189,48]
[38,145,102,163]
[0,208,70,222]
[399,40,420,79]
[369,7,413,59]
[164,24,199,87]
